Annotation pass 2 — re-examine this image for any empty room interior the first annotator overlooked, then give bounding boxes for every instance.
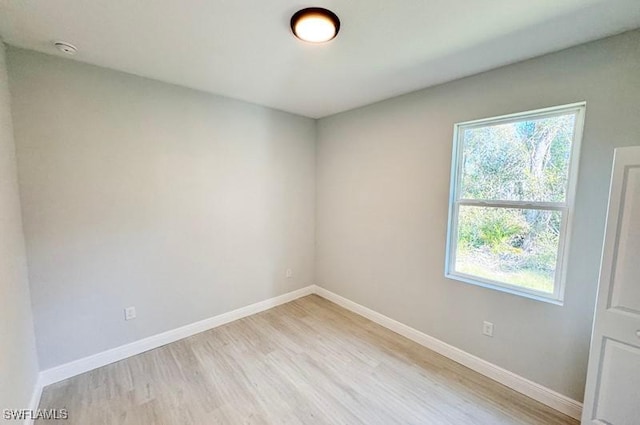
[1,1,640,424]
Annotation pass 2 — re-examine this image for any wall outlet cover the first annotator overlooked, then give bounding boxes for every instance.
[124,306,136,321]
[483,321,494,337]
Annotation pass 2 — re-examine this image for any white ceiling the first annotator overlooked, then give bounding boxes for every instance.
[1,0,639,118]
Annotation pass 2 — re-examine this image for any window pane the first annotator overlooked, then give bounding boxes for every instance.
[455,205,561,294]
[460,113,576,203]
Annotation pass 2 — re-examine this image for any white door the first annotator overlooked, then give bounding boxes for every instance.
[582,146,640,425]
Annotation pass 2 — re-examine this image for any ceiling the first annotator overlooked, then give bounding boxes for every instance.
[1,0,639,118]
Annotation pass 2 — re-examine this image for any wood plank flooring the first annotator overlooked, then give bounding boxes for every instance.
[37,295,578,424]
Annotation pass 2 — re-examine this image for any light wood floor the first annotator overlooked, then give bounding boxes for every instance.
[37,295,578,424]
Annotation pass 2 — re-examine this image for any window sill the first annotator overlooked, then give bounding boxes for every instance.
[445,272,564,306]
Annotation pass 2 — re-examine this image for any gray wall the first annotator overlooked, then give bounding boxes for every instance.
[316,30,640,401]
[7,48,317,369]
[0,44,39,411]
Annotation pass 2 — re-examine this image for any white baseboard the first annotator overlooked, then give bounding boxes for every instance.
[312,285,583,420]
[39,285,315,387]
[34,283,581,420]
[24,376,44,425]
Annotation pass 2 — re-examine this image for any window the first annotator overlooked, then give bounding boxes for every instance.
[445,103,585,304]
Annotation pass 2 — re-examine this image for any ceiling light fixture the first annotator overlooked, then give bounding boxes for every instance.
[53,41,78,55]
[290,8,340,43]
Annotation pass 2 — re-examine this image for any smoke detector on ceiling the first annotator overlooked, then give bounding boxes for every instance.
[53,41,78,55]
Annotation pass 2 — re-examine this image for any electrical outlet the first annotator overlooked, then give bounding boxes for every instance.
[482,321,494,337]
[286,268,293,278]
[124,306,136,321]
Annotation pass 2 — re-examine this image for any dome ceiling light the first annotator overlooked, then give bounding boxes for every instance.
[290,8,340,43]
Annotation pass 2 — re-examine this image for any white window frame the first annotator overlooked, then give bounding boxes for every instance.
[445,102,586,305]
